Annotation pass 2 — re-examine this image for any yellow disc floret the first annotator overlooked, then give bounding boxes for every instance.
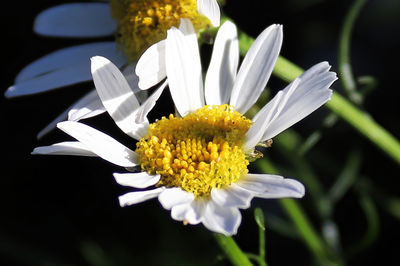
[110,0,212,61]
[136,105,252,198]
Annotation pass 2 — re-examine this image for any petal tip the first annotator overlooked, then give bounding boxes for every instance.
[288,179,306,198]
[4,86,15,98]
[90,55,109,66]
[56,120,70,130]
[31,147,39,155]
[118,196,127,208]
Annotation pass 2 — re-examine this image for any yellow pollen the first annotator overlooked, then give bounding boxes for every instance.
[136,105,252,198]
[110,0,212,61]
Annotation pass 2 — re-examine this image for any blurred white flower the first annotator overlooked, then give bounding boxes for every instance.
[6,0,220,138]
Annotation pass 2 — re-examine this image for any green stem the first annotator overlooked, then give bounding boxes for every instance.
[338,0,368,103]
[327,93,400,164]
[258,229,267,266]
[213,234,253,266]
[254,208,267,266]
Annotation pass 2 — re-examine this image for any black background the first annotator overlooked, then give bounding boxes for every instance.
[2,0,400,265]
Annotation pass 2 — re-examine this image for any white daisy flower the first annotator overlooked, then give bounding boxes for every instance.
[33,20,337,235]
[6,0,220,138]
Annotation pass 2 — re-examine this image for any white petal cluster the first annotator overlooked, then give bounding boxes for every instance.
[33,17,336,235]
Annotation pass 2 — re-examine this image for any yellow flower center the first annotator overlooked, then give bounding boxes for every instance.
[136,105,252,198]
[110,0,212,61]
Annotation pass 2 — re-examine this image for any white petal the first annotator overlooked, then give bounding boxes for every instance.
[91,56,143,139]
[158,187,195,210]
[7,64,92,98]
[122,63,149,104]
[125,122,150,141]
[197,0,220,27]
[178,19,205,105]
[211,184,253,209]
[121,63,141,93]
[57,121,138,167]
[135,80,167,124]
[236,174,305,198]
[179,18,196,37]
[230,24,283,114]
[119,187,165,207]
[260,62,337,141]
[7,43,125,98]
[166,26,204,117]
[202,201,241,235]
[32,141,96,156]
[14,42,123,83]
[136,40,166,90]
[179,19,202,66]
[36,89,105,139]
[244,79,298,151]
[37,107,69,140]
[34,3,116,38]
[205,20,238,105]
[113,172,160,189]
[171,199,206,225]
[135,19,199,91]
[68,89,106,121]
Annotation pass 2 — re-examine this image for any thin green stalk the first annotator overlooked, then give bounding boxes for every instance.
[328,149,362,204]
[246,253,263,265]
[338,0,368,104]
[254,208,267,266]
[345,193,379,258]
[213,234,253,266]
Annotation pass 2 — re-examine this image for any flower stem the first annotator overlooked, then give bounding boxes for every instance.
[254,208,267,266]
[213,233,253,266]
[338,0,368,104]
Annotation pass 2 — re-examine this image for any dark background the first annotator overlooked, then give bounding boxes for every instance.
[2,0,400,265]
